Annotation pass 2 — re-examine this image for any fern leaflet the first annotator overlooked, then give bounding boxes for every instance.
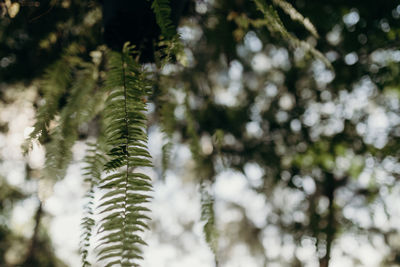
[80,142,107,267]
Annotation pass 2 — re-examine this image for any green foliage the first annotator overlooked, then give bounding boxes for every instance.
[8,0,399,266]
[184,92,202,163]
[159,94,175,178]
[26,44,106,182]
[95,43,153,266]
[21,0,331,265]
[44,59,103,181]
[184,90,220,261]
[200,183,218,262]
[27,45,76,145]
[151,0,175,39]
[80,142,107,267]
[152,0,184,66]
[155,76,176,179]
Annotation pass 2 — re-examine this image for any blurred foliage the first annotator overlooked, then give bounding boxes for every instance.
[1,0,400,266]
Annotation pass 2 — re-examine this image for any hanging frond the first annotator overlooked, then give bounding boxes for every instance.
[200,182,219,265]
[158,83,176,179]
[213,129,227,168]
[43,60,103,181]
[80,142,107,267]
[154,35,185,68]
[96,43,153,266]
[151,0,185,67]
[184,91,219,262]
[161,140,173,179]
[184,93,201,162]
[26,45,78,148]
[151,0,175,39]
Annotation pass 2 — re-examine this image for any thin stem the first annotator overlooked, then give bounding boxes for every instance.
[121,53,130,262]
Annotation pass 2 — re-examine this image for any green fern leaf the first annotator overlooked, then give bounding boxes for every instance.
[80,142,107,267]
[43,60,102,181]
[159,94,176,179]
[27,45,76,147]
[151,0,175,39]
[184,91,219,262]
[96,43,153,266]
[200,183,219,264]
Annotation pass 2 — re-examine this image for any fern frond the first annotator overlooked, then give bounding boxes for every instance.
[26,45,77,147]
[80,142,107,267]
[184,93,201,163]
[43,60,102,180]
[184,92,219,262]
[151,0,175,39]
[200,182,218,264]
[157,83,176,179]
[96,43,153,266]
[161,141,172,179]
[155,35,185,67]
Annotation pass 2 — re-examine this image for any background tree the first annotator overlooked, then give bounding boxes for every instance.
[0,0,400,266]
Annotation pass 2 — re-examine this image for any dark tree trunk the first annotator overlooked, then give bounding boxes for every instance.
[319,173,336,267]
